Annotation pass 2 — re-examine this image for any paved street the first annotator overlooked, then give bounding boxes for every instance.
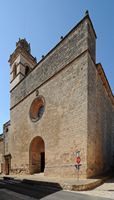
[0,188,113,200]
[0,178,114,200]
[0,189,34,200]
[0,178,61,199]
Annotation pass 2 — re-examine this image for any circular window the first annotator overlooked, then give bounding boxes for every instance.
[29,97,45,122]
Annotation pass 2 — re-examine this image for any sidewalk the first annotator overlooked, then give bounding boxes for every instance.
[0,172,113,191]
[76,178,114,199]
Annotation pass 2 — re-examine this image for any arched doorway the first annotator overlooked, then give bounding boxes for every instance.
[29,136,45,174]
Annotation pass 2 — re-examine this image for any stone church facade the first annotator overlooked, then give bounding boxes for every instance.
[0,13,114,178]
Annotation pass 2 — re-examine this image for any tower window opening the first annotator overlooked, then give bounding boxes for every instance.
[13,64,17,79]
[25,65,30,75]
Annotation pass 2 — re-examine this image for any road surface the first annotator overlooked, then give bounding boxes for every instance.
[0,178,114,200]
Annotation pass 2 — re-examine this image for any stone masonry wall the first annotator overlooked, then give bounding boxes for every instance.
[10,52,88,178]
[87,53,114,177]
[10,16,95,109]
[0,138,4,173]
[9,15,97,178]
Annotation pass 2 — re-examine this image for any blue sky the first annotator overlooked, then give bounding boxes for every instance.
[0,0,114,133]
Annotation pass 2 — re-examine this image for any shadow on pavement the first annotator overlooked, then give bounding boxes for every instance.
[0,177,62,199]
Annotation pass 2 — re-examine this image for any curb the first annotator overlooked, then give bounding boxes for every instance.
[1,174,113,191]
[68,175,112,191]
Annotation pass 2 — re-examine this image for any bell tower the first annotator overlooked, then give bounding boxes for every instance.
[9,38,37,91]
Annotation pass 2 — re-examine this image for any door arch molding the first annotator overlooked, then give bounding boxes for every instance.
[29,136,45,174]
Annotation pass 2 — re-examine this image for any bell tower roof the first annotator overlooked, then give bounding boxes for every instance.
[16,38,31,53]
[9,38,37,65]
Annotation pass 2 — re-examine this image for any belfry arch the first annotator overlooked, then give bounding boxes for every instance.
[29,136,45,174]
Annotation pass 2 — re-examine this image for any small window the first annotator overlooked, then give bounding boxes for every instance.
[13,64,17,79]
[25,65,30,75]
[37,105,45,119]
[6,128,8,132]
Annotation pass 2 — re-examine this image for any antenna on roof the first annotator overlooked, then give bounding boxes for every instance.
[85,10,89,16]
[60,36,64,40]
